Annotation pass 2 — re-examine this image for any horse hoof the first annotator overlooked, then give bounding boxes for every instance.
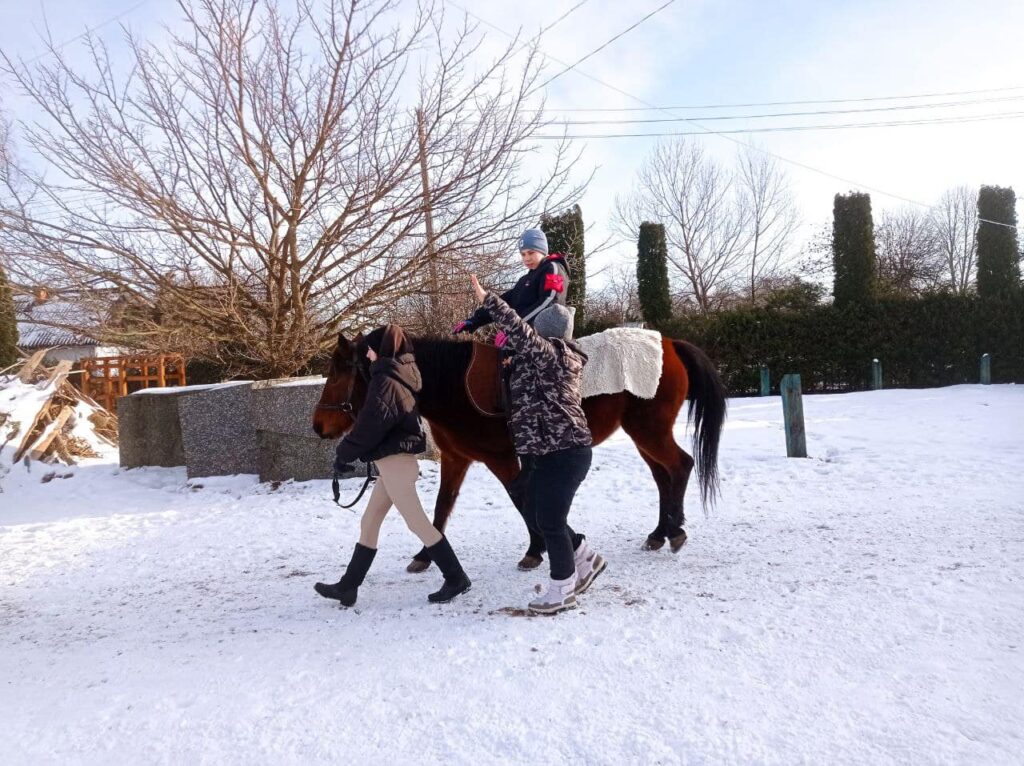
[517,554,543,570]
[643,537,666,551]
[669,531,688,552]
[407,559,431,573]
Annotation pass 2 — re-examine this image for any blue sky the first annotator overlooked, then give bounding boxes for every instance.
[3,0,1023,278]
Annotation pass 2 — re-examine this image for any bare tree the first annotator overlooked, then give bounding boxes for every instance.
[616,139,749,313]
[0,110,10,185]
[0,0,582,377]
[931,185,978,295]
[875,206,943,296]
[585,261,639,326]
[735,147,799,304]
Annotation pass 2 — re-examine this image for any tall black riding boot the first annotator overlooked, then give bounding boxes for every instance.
[424,536,472,603]
[314,543,376,607]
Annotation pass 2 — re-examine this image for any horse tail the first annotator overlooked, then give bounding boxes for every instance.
[672,340,727,507]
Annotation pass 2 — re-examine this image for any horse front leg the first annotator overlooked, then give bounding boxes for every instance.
[407,450,471,573]
[484,453,545,570]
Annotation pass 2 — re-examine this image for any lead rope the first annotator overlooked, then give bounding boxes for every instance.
[331,461,377,510]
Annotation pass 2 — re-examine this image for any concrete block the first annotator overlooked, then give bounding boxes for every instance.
[177,382,258,478]
[252,377,342,482]
[117,385,213,468]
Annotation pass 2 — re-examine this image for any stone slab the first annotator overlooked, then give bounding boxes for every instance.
[178,382,258,478]
[117,388,199,468]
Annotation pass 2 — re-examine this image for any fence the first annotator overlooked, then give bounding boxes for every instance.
[80,354,187,412]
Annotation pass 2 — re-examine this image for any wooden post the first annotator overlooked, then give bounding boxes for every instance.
[759,365,770,397]
[157,354,167,388]
[871,358,882,390]
[780,373,807,458]
[81,360,92,401]
[980,353,991,385]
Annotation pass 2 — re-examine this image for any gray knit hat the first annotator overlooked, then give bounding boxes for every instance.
[518,227,549,255]
[533,304,574,341]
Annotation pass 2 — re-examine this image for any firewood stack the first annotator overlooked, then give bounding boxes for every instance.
[0,350,119,467]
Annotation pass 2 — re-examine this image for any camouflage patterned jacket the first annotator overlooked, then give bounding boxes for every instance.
[483,292,592,456]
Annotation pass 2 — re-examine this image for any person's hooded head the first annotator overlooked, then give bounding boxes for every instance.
[364,324,414,359]
[533,305,575,342]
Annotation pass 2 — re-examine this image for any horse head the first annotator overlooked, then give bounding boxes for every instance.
[312,332,369,439]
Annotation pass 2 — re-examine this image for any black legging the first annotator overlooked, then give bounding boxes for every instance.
[521,446,593,580]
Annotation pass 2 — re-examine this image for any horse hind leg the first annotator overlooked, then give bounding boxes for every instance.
[635,452,673,551]
[655,442,695,552]
[626,421,695,553]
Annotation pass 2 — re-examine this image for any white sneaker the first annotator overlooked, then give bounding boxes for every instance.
[574,541,607,595]
[528,574,578,615]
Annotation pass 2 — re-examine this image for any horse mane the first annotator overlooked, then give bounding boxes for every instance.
[409,335,474,397]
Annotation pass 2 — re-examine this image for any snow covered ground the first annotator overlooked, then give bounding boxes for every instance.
[2,385,1023,764]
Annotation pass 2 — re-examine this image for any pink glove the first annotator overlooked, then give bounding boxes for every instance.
[494,330,508,348]
[452,320,470,335]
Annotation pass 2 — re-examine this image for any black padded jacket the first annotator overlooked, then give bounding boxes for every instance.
[467,254,569,329]
[334,353,426,464]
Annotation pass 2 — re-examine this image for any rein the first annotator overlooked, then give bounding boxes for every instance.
[331,461,377,510]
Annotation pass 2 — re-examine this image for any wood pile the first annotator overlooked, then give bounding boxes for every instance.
[0,351,119,467]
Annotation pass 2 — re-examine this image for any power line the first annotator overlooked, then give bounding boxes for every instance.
[535,0,593,38]
[23,0,152,65]
[553,95,1024,125]
[442,0,1020,229]
[548,84,1024,112]
[530,0,677,95]
[536,110,1024,138]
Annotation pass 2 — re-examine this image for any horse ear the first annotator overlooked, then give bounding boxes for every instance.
[336,333,350,351]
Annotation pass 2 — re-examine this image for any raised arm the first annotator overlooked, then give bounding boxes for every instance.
[482,292,553,358]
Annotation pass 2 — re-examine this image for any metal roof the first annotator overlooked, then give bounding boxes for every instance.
[14,296,101,348]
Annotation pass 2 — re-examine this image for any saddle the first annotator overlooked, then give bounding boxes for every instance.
[464,327,665,418]
[465,342,505,418]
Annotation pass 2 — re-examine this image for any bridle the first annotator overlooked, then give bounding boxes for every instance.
[316,344,375,509]
[316,345,365,415]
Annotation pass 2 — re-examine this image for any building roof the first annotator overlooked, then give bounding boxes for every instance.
[14,295,101,348]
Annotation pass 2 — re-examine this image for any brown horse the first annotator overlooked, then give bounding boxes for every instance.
[313,334,726,572]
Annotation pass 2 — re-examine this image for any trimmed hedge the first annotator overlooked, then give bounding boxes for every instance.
[541,204,587,327]
[832,192,877,308]
[637,222,672,326]
[976,185,1020,300]
[0,264,17,369]
[659,293,1024,395]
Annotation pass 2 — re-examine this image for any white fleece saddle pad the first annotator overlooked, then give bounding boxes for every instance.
[577,327,664,400]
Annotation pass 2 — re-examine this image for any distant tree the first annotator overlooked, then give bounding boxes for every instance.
[541,204,586,326]
[584,262,640,327]
[832,192,877,307]
[932,186,978,295]
[976,186,1020,300]
[761,277,825,312]
[616,139,748,313]
[0,263,17,369]
[875,207,942,297]
[735,147,799,303]
[636,222,672,326]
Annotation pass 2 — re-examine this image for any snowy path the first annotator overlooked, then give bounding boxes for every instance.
[2,386,1023,764]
